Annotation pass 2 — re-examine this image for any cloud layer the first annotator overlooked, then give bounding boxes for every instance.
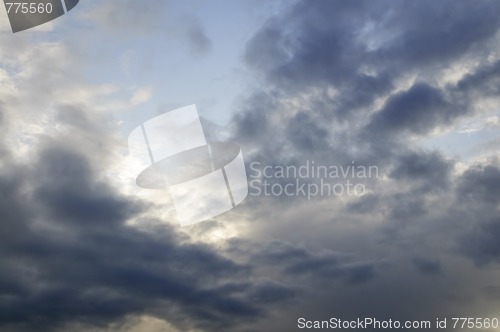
[1,0,500,331]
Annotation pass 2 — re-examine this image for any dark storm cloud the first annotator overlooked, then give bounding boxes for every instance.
[0,163,30,243]
[246,0,499,81]
[412,256,442,275]
[32,144,139,227]
[245,0,382,88]
[285,111,329,153]
[231,0,500,215]
[386,192,427,222]
[455,59,500,96]
[250,241,376,284]
[367,83,457,136]
[0,102,11,158]
[457,164,500,206]
[237,0,500,146]
[345,193,380,214]
[234,0,500,233]
[2,0,500,331]
[243,0,500,123]
[389,150,454,189]
[373,1,500,68]
[0,124,289,332]
[459,218,500,267]
[247,281,296,305]
[373,161,500,271]
[232,92,275,142]
[456,165,500,266]
[482,285,500,300]
[243,0,394,122]
[229,0,500,330]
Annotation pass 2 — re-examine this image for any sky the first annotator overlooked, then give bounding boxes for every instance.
[1,0,500,331]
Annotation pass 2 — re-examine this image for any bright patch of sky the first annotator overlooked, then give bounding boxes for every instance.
[35,0,295,134]
[422,113,500,162]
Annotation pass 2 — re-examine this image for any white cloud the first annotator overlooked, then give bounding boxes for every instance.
[130,87,153,106]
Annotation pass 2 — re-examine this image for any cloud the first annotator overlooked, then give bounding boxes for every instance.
[130,88,153,106]
[457,164,500,206]
[2,0,500,331]
[0,48,277,330]
[366,83,457,136]
[412,256,442,275]
[79,1,212,57]
[250,240,376,284]
[0,124,270,332]
[388,150,454,189]
[456,164,500,266]
[79,1,170,35]
[227,0,500,329]
[185,18,212,56]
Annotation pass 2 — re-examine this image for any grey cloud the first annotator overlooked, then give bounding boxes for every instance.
[412,256,442,275]
[245,0,378,88]
[389,150,454,189]
[186,18,212,56]
[32,144,140,228]
[3,0,500,331]
[366,83,458,137]
[456,165,500,266]
[229,0,500,219]
[460,219,500,267]
[377,0,500,68]
[455,60,500,96]
[284,254,375,284]
[0,113,285,332]
[251,241,376,284]
[247,281,296,305]
[56,105,100,132]
[377,161,500,269]
[457,164,500,206]
[345,194,380,214]
[285,111,329,153]
[232,92,274,143]
[226,1,500,328]
[237,0,500,154]
[82,1,212,58]
[82,1,170,35]
[243,0,500,118]
[482,286,500,301]
[0,163,263,332]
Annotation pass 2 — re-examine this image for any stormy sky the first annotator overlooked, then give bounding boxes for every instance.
[1,0,500,331]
